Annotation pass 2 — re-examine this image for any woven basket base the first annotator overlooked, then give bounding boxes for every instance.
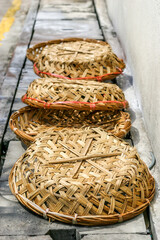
[27,38,125,81]
[9,107,131,146]
[9,127,155,226]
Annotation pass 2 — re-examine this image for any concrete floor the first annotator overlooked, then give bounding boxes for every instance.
[0,0,13,21]
[0,0,30,89]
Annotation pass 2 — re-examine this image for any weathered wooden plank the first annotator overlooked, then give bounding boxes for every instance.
[0,204,54,236]
[0,181,12,195]
[16,68,38,86]
[81,234,151,240]
[0,193,18,208]
[40,0,94,13]
[9,45,28,69]
[0,236,52,240]
[24,59,36,68]
[79,214,147,235]
[34,19,100,31]
[12,98,26,111]
[0,97,13,120]
[3,126,18,144]
[20,68,38,79]
[0,85,19,98]
[40,0,91,3]
[0,141,25,181]
[18,0,42,45]
[15,87,28,99]
[2,67,21,82]
[0,193,18,205]
[0,67,21,96]
[37,11,96,20]
[31,32,103,44]
[32,19,103,42]
[0,120,7,141]
[0,0,40,155]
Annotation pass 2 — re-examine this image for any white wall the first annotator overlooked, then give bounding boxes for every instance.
[106,0,160,162]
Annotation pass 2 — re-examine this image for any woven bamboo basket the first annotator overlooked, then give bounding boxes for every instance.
[9,127,155,226]
[22,78,129,111]
[26,38,125,81]
[9,106,131,146]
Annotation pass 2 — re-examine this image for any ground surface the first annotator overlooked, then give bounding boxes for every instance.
[0,0,30,89]
[0,0,159,240]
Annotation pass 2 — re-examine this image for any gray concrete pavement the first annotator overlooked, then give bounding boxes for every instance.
[0,0,30,89]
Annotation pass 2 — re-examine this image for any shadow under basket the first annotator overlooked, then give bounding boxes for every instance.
[21,78,129,111]
[26,38,125,81]
[9,127,155,226]
[9,106,131,146]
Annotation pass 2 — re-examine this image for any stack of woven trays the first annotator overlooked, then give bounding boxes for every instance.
[9,38,155,225]
[10,78,130,146]
[10,38,131,146]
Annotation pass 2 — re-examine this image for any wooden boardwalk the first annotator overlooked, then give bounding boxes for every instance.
[0,0,159,239]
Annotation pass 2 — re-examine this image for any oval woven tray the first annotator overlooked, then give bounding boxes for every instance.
[27,38,125,81]
[22,78,129,111]
[9,127,155,226]
[9,106,131,146]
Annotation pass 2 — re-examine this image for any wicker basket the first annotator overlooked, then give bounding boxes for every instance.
[9,106,131,146]
[22,78,129,111]
[9,127,155,226]
[26,38,125,81]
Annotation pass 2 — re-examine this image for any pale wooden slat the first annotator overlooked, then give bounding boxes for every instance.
[81,234,151,240]
[37,11,96,20]
[40,0,94,13]
[0,236,52,240]
[34,19,100,31]
[0,0,40,155]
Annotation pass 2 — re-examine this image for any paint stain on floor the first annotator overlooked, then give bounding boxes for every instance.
[0,0,21,45]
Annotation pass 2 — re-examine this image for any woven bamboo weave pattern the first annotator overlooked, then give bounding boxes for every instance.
[9,106,131,145]
[27,38,125,81]
[22,78,128,111]
[9,128,155,226]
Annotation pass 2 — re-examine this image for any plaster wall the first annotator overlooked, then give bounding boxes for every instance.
[106,0,160,162]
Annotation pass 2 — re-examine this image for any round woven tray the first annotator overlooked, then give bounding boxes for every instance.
[9,106,131,146]
[22,78,129,111]
[26,38,125,81]
[9,127,155,226]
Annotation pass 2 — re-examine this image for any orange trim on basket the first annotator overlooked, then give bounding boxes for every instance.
[33,63,123,82]
[22,94,128,110]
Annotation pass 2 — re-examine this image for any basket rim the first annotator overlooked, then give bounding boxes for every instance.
[33,62,123,82]
[21,94,129,111]
[9,106,35,142]
[9,154,155,226]
[9,106,131,144]
[26,37,125,81]
[27,37,121,61]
